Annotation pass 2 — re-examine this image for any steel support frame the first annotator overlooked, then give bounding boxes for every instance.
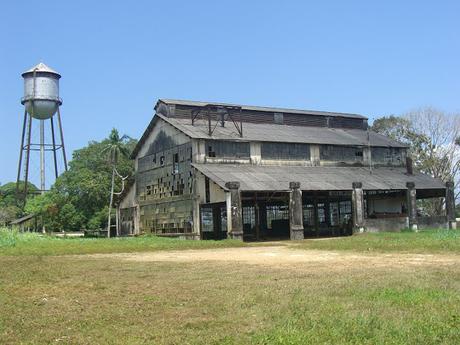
[16,105,68,200]
[190,105,243,137]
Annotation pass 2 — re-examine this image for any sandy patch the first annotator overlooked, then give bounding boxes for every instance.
[84,246,460,269]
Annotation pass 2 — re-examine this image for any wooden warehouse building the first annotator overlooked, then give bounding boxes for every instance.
[117,99,456,240]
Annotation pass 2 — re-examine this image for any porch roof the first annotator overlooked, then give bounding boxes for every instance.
[192,164,446,192]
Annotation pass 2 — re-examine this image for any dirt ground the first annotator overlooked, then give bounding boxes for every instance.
[85,245,460,269]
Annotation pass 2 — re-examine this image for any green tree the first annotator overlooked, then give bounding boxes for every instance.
[0,205,20,226]
[0,181,38,225]
[0,182,38,208]
[23,130,136,232]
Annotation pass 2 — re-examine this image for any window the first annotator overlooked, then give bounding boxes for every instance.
[266,205,289,229]
[261,142,310,160]
[339,200,352,224]
[200,207,213,232]
[320,145,363,162]
[371,147,403,165]
[205,140,250,158]
[329,202,339,226]
[207,146,216,157]
[303,203,315,227]
[317,203,327,225]
[160,155,165,166]
[243,206,255,229]
[173,153,179,174]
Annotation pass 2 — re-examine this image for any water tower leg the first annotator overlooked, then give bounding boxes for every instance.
[56,107,68,171]
[16,109,28,195]
[23,114,33,198]
[40,119,45,194]
[50,117,59,179]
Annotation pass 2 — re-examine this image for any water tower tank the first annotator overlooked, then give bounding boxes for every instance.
[21,62,62,120]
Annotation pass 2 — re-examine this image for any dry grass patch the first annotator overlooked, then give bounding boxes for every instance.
[1,248,459,344]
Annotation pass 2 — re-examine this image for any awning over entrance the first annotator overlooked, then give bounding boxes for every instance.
[192,164,445,191]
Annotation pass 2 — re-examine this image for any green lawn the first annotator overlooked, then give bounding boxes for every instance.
[0,229,248,256]
[295,229,460,254]
[1,228,459,344]
[2,228,460,256]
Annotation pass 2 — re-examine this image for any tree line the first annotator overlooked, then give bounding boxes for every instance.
[372,107,460,214]
[0,129,137,230]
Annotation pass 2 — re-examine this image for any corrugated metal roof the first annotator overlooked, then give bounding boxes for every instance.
[192,164,445,191]
[159,99,367,119]
[22,62,60,76]
[158,114,406,147]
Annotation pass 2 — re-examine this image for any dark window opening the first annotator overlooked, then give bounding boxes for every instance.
[266,205,289,229]
[317,203,327,225]
[320,145,364,162]
[243,206,255,229]
[339,200,352,224]
[200,207,213,232]
[371,147,404,165]
[207,146,216,157]
[173,153,179,174]
[205,176,210,203]
[261,142,310,160]
[205,140,250,159]
[303,203,315,227]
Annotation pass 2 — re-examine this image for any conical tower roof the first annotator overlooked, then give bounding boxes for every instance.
[22,62,61,77]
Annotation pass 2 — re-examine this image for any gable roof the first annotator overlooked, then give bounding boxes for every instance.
[158,113,406,147]
[158,99,367,120]
[131,100,406,158]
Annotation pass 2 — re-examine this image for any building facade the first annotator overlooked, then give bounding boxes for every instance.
[117,99,456,240]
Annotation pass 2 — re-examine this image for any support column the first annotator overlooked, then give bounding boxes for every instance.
[406,182,418,231]
[225,182,243,240]
[289,182,304,240]
[192,197,201,239]
[445,181,456,229]
[352,182,365,233]
[40,119,45,194]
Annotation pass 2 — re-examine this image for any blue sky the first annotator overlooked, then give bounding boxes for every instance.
[0,0,459,187]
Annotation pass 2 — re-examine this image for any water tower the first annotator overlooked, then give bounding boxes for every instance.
[16,62,68,197]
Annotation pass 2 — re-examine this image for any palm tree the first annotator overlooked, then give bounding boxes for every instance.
[102,129,130,238]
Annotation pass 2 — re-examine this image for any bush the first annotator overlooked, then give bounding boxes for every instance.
[0,227,42,248]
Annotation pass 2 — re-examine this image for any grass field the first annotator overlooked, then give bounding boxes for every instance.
[293,228,460,254]
[1,228,459,344]
[0,229,247,256]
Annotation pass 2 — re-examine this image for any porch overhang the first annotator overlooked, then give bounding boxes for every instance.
[192,163,446,193]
